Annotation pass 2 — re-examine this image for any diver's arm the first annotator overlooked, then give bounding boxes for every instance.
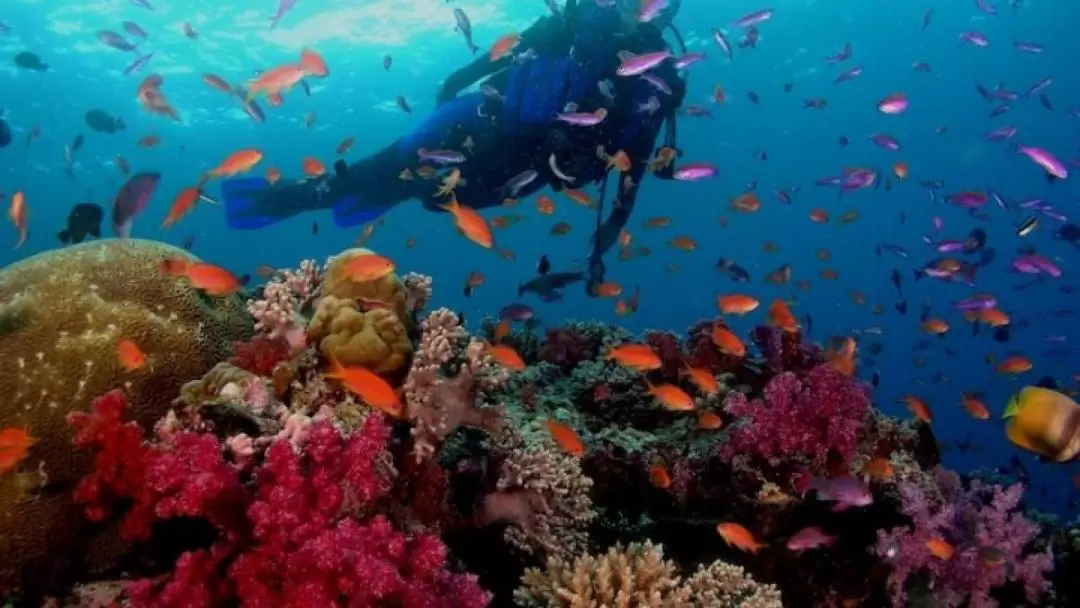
[436,17,556,105]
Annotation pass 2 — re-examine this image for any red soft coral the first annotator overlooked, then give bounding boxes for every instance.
[720,364,869,473]
[537,328,591,371]
[69,391,489,608]
[643,331,684,383]
[228,336,291,377]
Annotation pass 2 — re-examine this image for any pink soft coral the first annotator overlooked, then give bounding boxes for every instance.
[874,480,1053,608]
[69,390,490,608]
[228,336,291,377]
[720,365,869,472]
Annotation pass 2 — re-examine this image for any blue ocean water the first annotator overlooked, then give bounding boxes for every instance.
[1,0,1077,516]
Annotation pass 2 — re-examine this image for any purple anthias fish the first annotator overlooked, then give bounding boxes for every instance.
[641,72,672,94]
[834,66,863,84]
[732,8,774,28]
[98,30,138,52]
[839,167,876,192]
[975,0,999,16]
[959,31,990,47]
[499,303,534,322]
[122,21,147,39]
[112,172,160,237]
[804,476,872,511]
[1014,40,1043,54]
[988,104,1011,118]
[787,526,836,552]
[130,0,153,10]
[955,294,996,312]
[1013,253,1062,277]
[824,41,851,64]
[556,109,606,126]
[1024,76,1052,98]
[672,52,705,70]
[637,0,669,24]
[912,61,931,72]
[1018,145,1068,179]
[711,29,732,61]
[418,148,466,164]
[123,52,154,76]
[985,125,1017,141]
[270,0,299,30]
[869,133,901,151]
[673,163,717,181]
[932,239,966,253]
[616,50,671,77]
[946,191,988,209]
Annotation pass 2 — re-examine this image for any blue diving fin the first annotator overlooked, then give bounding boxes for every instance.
[332,196,392,228]
[219,177,292,230]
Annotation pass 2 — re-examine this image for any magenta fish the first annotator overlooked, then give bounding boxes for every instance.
[417,148,466,164]
[641,73,672,95]
[824,41,851,64]
[1014,40,1043,54]
[787,527,836,552]
[954,294,997,312]
[834,66,863,84]
[801,476,872,511]
[556,108,607,126]
[1018,145,1068,180]
[959,31,990,47]
[673,163,717,181]
[985,125,1017,141]
[270,0,299,30]
[130,0,153,9]
[1025,254,1063,277]
[947,191,988,208]
[1024,76,1052,98]
[912,61,931,72]
[732,8,773,28]
[123,52,154,75]
[637,0,669,23]
[711,29,732,61]
[122,21,147,39]
[616,50,671,77]
[877,92,908,114]
[112,172,160,237]
[672,52,705,69]
[975,0,999,16]
[869,134,901,151]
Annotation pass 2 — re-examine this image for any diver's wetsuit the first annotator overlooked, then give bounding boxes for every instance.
[0,116,11,148]
[221,0,685,287]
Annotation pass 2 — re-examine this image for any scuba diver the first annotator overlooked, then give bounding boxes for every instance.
[219,0,687,294]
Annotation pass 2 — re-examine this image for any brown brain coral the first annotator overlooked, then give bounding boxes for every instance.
[306,295,412,376]
[0,239,250,597]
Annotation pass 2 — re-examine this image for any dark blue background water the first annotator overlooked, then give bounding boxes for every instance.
[1,0,1077,517]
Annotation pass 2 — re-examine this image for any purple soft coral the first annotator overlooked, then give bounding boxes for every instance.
[721,364,869,472]
[874,480,1053,608]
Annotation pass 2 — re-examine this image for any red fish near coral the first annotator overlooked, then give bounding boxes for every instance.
[323,358,403,418]
[545,420,585,457]
[716,522,766,554]
[159,259,243,296]
[0,426,35,473]
[605,344,662,372]
[116,338,146,371]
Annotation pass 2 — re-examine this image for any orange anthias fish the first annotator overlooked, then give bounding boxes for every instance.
[303,157,326,178]
[116,338,146,371]
[903,395,933,423]
[489,33,521,61]
[563,188,596,208]
[768,299,800,333]
[299,48,329,77]
[0,427,36,473]
[697,411,724,430]
[488,344,526,371]
[922,318,949,335]
[440,195,494,249]
[893,161,909,180]
[536,195,555,214]
[337,136,355,156]
[649,463,672,489]
[545,419,585,457]
[716,522,766,554]
[730,192,761,213]
[863,457,894,481]
[997,356,1033,375]
[493,320,511,343]
[8,191,27,249]
[324,358,402,418]
[605,344,662,372]
[161,186,203,229]
[645,381,695,411]
[343,253,395,282]
[266,167,281,184]
[717,294,760,315]
[711,325,746,357]
[926,538,955,560]
[206,149,263,179]
[592,282,623,298]
[683,365,720,395]
[827,337,857,376]
[668,236,696,251]
[961,392,990,420]
[160,259,243,296]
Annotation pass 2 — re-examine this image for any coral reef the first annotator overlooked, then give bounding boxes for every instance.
[875,477,1053,607]
[0,239,250,597]
[6,246,1065,608]
[515,540,781,607]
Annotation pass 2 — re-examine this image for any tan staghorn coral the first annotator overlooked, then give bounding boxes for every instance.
[0,239,250,596]
[515,540,687,607]
[320,248,409,322]
[404,308,506,460]
[515,541,783,608]
[481,431,595,560]
[678,560,783,608]
[306,295,412,376]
